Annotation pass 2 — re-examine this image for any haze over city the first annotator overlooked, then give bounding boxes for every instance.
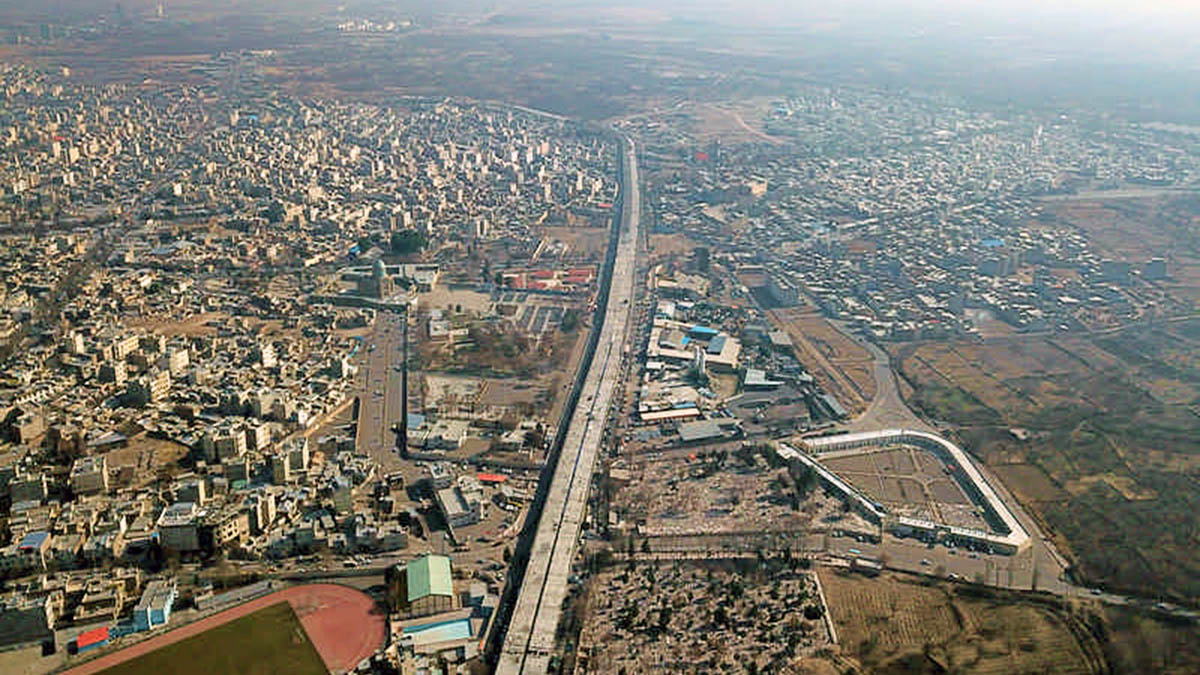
[0,1,1196,674]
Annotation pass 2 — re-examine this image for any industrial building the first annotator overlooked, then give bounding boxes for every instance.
[677,418,742,445]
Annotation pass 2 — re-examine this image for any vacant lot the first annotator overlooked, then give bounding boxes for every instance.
[768,309,875,414]
[688,100,786,145]
[126,311,226,337]
[818,569,1102,674]
[648,232,704,259]
[101,603,325,675]
[895,329,1200,603]
[105,435,191,488]
[540,225,610,258]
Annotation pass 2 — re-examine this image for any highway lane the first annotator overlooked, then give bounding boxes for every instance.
[354,309,407,472]
[498,137,640,674]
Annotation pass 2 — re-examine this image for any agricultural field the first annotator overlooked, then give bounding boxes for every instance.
[100,602,326,675]
[577,560,830,674]
[818,569,1104,674]
[1100,604,1200,674]
[893,327,1200,603]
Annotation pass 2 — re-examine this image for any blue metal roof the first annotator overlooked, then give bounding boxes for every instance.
[401,618,473,644]
[19,531,49,549]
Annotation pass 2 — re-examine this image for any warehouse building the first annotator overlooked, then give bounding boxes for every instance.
[393,554,456,619]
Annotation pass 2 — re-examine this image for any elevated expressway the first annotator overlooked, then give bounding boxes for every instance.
[497,138,640,673]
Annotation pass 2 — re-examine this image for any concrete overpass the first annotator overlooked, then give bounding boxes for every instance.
[496,138,641,674]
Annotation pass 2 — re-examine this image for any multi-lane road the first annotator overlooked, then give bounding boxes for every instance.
[497,138,641,674]
[354,309,408,472]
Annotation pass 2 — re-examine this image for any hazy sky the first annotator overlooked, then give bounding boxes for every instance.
[616,0,1200,62]
[633,0,1200,26]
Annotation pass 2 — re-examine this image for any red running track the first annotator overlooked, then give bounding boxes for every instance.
[63,583,386,675]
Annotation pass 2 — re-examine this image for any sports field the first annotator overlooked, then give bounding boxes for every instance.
[99,602,325,675]
[65,584,385,675]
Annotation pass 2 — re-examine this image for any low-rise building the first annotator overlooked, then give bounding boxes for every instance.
[70,456,109,496]
[393,554,455,619]
[133,579,176,632]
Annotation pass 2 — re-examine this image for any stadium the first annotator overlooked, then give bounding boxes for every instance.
[782,428,1031,555]
[62,583,386,675]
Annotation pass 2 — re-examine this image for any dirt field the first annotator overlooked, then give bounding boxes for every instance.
[104,435,191,488]
[818,568,1102,674]
[767,309,875,415]
[540,225,611,258]
[418,286,493,314]
[0,644,51,675]
[125,312,227,337]
[687,100,786,145]
[822,447,988,530]
[648,232,704,259]
[63,584,385,675]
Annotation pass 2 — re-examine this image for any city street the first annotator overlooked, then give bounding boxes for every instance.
[354,309,408,472]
